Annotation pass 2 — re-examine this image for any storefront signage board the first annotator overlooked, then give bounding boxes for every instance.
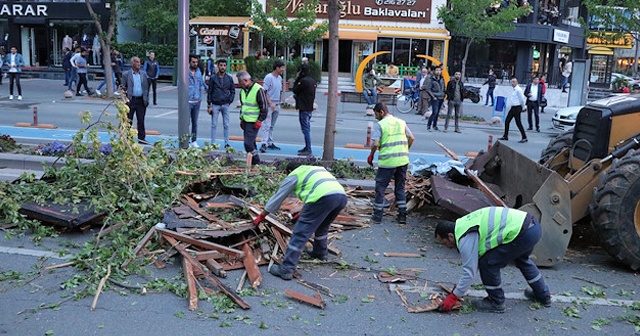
[275,0,433,23]
[553,29,569,44]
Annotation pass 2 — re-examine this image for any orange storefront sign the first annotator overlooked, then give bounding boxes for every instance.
[587,32,633,49]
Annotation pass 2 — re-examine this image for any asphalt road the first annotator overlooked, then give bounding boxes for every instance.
[0,78,569,163]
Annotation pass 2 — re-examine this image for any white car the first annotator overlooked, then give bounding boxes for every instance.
[552,105,583,132]
[612,73,640,91]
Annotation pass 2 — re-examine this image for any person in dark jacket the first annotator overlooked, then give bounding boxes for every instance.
[425,66,445,131]
[524,76,544,132]
[483,69,497,106]
[143,51,160,105]
[207,59,235,148]
[112,49,123,86]
[62,48,72,87]
[291,64,317,156]
[444,71,464,133]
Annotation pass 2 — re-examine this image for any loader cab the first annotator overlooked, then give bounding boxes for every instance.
[570,94,640,170]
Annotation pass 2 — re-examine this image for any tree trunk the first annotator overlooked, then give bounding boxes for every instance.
[85,0,117,97]
[323,0,339,162]
[460,37,473,81]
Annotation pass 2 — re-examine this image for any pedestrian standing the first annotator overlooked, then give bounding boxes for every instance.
[436,207,551,313]
[367,102,415,224]
[62,48,72,87]
[253,163,347,280]
[291,64,317,156]
[558,56,566,88]
[207,59,235,148]
[121,56,151,145]
[483,69,497,106]
[113,49,123,86]
[524,76,544,132]
[426,66,445,131]
[95,54,118,96]
[205,53,216,80]
[187,55,208,148]
[499,78,527,143]
[561,58,572,93]
[74,49,92,97]
[539,75,547,114]
[259,60,285,153]
[143,51,160,105]
[236,70,268,165]
[69,47,81,91]
[6,46,24,100]
[445,71,464,133]
[417,68,431,116]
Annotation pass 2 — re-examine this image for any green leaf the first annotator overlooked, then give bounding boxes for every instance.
[45,331,54,336]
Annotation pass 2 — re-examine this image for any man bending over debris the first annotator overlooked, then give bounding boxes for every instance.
[435,207,551,313]
[253,164,347,280]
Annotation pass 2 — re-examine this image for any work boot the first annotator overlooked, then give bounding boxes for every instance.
[269,264,293,280]
[397,212,406,224]
[471,297,506,313]
[305,249,328,261]
[524,288,551,307]
[371,209,383,224]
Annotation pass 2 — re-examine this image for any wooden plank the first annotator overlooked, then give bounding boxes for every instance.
[180,195,231,229]
[236,271,247,293]
[121,227,157,269]
[182,253,199,311]
[383,252,424,258]
[241,243,262,289]
[156,227,244,258]
[205,258,227,278]
[270,227,288,254]
[284,289,326,309]
[297,279,335,298]
[195,250,225,261]
[163,235,250,310]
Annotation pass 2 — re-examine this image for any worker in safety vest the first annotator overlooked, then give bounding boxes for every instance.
[367,102,415,224]
[236,70,268,165]
[435,207,551,313]
[253,163,347,280]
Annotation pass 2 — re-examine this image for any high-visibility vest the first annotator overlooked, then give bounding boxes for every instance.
[455,207,527,257]
[289,166,345,204]
[240,83,262,122]
[377,115,409,168]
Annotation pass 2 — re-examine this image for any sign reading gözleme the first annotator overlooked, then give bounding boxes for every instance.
[282,0,432,23]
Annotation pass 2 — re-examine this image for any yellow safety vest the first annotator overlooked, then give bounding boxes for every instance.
[290,166,345,204]
[455,207,527,257]
[240,83,262,122]
[378,115,410,168]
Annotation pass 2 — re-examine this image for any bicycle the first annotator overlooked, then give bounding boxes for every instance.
[396,79,419,114]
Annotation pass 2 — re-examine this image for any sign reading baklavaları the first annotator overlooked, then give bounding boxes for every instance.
[281,0,432,23]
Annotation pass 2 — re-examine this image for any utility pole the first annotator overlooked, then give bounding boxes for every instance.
[177,0,190,149]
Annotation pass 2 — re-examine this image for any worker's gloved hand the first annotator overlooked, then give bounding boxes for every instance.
[291,212,300,222]
[254,121,262,129]
[440,293,459,312]
[367,154,374,166]
[253,213,266,226]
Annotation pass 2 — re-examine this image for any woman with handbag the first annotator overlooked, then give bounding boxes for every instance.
[539,75,547,114]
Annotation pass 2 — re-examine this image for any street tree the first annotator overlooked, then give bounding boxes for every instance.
[437,0,530,79]
[250,0,327,85]
[323,0,339,161]
[120,0,250,44]
[582,0,640,76]
[85,0,117,97]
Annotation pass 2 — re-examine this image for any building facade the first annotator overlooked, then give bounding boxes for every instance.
[447,0,586,87]
[0,0,110,67]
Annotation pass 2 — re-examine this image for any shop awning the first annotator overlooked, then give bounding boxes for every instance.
[335,31,378,41]
[587,46,614,55]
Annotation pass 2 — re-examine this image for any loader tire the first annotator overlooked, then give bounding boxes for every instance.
[592,149,640,271]
[539,131,573,164]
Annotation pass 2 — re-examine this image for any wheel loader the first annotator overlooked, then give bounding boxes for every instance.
[459,94,640,270]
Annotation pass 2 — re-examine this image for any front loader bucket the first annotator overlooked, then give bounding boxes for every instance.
[469,141,573,267]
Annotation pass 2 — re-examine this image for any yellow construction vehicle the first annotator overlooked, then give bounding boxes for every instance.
[454,94,640,270]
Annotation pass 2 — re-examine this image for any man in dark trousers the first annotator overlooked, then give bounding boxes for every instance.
[207,59,236,149]
[291,64,317,156]
[236,70,268,165]
[524,76,544,132]
[253,164,347,280]
[482,69,497,106]
[143,51,160,105]
[62,47,72,87]
[444,71,464,133]
[426,66,445,131]
[121,56,151,145]
[368,102,415,224]
[436,207,551,313]
[499,78,528,143]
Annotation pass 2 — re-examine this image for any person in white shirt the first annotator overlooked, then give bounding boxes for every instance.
[499,78,528,143]
[524,76,544,132]
[68,47,81,91]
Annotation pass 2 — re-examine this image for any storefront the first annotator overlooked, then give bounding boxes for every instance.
[0,1,110,67]
[586,33,634,89]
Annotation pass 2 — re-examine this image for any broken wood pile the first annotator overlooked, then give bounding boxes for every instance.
[405,175,434,211]
[125,176,373,310]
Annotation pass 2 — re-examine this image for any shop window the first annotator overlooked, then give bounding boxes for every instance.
[376,37,392,65]
[393,38,410,67]
[589,54,611,86]
[410,39,427,67]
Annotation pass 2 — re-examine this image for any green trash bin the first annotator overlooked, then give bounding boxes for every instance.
[172,57,178,86]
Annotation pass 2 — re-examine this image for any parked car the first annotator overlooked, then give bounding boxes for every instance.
[552,105,583,132]
[611,73,640,91]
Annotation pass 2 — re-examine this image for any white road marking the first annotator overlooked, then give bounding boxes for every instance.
[0,246,70,260]
[153,110,178,118]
